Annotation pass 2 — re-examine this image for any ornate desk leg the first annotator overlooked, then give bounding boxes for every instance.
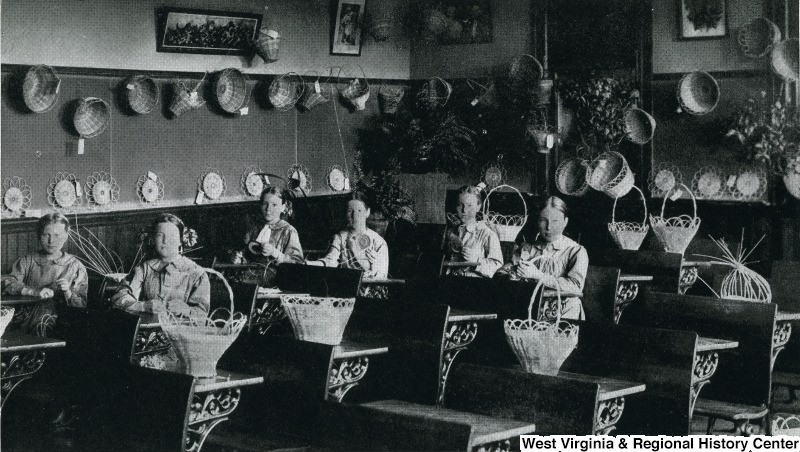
[132,327,171,369]
[772,321,792,371]
[1,350,47,410]
[595,397,625,435]
[690,351,719,415]
[186,388,241,452]
[679,266,699,295]
[474,439,511,452]
[249,298,286,335]
[438,321,478,405]
[614,282,639,324]
[359,284,389,300]
[327,357,370,403]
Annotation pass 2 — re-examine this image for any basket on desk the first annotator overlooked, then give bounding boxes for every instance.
[0,307,15,337]
[158,307,246,377]
[504,279,578,376]
[608,185,649,251]
[649,183,701,255]
[281,295,355,345]
[483,184,527,242]
[773,415,800,436]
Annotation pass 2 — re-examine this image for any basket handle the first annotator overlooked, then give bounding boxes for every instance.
[482,184,528,221]
[611,185,647,226]
[514,54,543,79]
[430,77,452,102]
[523,256,562,322]
[660,183,697,219]
[204,267,236,316]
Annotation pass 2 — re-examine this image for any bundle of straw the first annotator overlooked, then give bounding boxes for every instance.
[69,227,124,276]
[696,233,772,303]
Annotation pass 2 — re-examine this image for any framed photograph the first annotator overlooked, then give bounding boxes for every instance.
[156,7,262,55]
[677,0,727,40]
[435,0,493,45]
[331,0,366,56]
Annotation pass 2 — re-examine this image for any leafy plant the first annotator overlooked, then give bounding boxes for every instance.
[355,172,413,221]
[561,76,639,149]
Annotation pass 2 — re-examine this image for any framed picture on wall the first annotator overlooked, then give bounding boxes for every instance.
[331,0,366,56]
[156,7,262,55]
[677,0,727,40]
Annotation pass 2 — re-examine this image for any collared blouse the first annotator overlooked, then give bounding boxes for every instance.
[444,221,503,277]
[112,255,210,318]
[4,251,88,307]
[317,228,389,279]
[243,219,304,265]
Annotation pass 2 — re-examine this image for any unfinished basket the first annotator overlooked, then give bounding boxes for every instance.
[608,186,649,251]
[418,77,452,109]
[74,97,110,138]
[215,68,249,114]
[624,108,656,145]
[22,65,61,113]
[170,80,205,117]
[700,235,772,303]
[125,76,159,115]
[677,71,720,115]
[587,151,635,198]
[771,39,800,82]
[340,66,371,111]
[556,158,590,197]
[300,74,330,111]
[737,17,781,58]
[504,277,579,376]
[269,73,304,111]
[773,415,800,436]
[378,85,405,114]
[483,184,528,242]
[649,183,701,255]
[281,295,355,345]
[0,307,15,337]
[255,29,281,62]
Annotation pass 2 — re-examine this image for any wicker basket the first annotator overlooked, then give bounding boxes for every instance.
[504,278,579,376]
[0,307,15,337]
[215,68,249,114]
[22,65,61,113]
[467,79,499,109]
[608,185,649,251]
[255,29,281,62]
[418,77,452,109]
[269,73,304,111]
[300,73,330,111]
[737,17,781,58]
[509,54,544,82]
[483,184,527,242]
[340,66,370,111]
[125,76,159,115]
[649,183,701,255]
[74,97,110,138]
[772,415,800,436]
[527,125,557,154]
[556,158,590,197]
[771,39,799,82]
[378,85,405,114]
[677,71,720,115]
[586,150,635,198]
[281,295,355,345]
[720,265,772,303]
[424,9,448,35]
[170,80,205,117]
[624,108,656,145]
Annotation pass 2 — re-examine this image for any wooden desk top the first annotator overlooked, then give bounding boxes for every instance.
[682,260,715,268]
[362,278,407,285]
[334,340,390,359]
[542,289,584,298]
[256,288,309,300]
[1,333,66,353]
[1,294,47,306]
[777,311,800,322]
[697,337,739,352]
[442,261,479,268]
[361,399,536,445]
[619,274,654,283]
[138,313,161,328]
[448,308,498,322]
[556,372,646,401]
[193,370,264,393]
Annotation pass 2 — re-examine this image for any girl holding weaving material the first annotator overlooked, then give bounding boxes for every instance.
[112,213,209,318]
[3,213,88,335]
[444,185,503,278]
[308,191,389,279]
[242,187,304,265]
[495,196,588,320]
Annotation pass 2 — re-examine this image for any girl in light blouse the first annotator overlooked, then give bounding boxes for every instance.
[444,185,503,278]
[495,196,588,320]
[243,187,304,265]
[4,213,88,335]
[112,214,209,318]
[308,192,389,279]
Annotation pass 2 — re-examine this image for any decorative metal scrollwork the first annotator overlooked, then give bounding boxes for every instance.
[679,266,699,294]
[475,439,511,452]
[9,305,37,328]
[772,321,792,370]
[690,351,719,414]
[595,397,626,435]
[185,387,242,452]
[1,350,47,409]
[250,298,287,335]
[359,283,389,299]
[614,282,640,323]
[328,357,370,403]
[439,321,480,405]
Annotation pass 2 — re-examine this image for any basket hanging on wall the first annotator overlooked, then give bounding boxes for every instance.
[770,39,800,82]
[649,183,701,255]
[327,165,349,192]
[624,108,656,145]
[136,172,164,205]
[22,65,61,113]
[556,158,590,197]
[287,164,312,195]
[378,84,405,115]
[85,172,120,208]
[197,169,226,201]
[124,75,159,115]
[215,68,249,114]
[677,71,720,115]
[482,184,528,242]
[737,17,781,58]
[417,77,452,109]
[255,29,281,62]
[269,73,304,111]
[2,177,32,217]
[74,98,110,138]
[170,76,206,118]
[607,185,649,251]
[299,72,330,111]
[586,150,635,198]
[241,166,267,198]
[339,66,370,111]
[48,172,83,210]
[648,163,682,198]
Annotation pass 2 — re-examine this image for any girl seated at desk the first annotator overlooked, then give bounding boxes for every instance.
[242,187,304,266]
[495,196,588,320]
[112,213,209,318]
[308,192,389,280]
[444,185,503,278]
[4,213,88,335]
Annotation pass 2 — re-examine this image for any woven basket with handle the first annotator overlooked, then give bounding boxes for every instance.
[677,71,720,115]
[23,65,61,113]
[125,75,159,115]
[269,72,304,111]
[378,85,404,114]
[340,66,370,111]
[255,29,281,62]
[587,150,634,198]
[170,79,205,117]
[300,72,330,111]
[649,183,701,255]
[483,184,528,242]
[215,68,249,114]
[74,97,110,138]
[608,185,649,251]
[281,294,355,345]
[556,158,590,197]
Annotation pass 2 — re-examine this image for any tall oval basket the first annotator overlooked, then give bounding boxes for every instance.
[649,183,701,255]
[483,184,528,242]
[608,185,649,251]
[504,277,579,376]
[587,150,635,198]
[281,295,355,345]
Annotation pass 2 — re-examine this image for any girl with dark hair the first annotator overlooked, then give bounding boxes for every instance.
[308,191,389,279]
[444,185,503,277]
[242,187,304,265]
[4,213,88,334]
[112,213,209,318]
[496,196,588,320]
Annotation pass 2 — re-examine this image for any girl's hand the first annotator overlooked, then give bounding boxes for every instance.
[38,288,55,299]
[461,246,482,263]
[260,243,278,258]
[56,278,73,299]
[516,259,542,279]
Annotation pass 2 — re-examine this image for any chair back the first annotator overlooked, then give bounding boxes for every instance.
[275,263,363,298]
[582,265,620,324]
